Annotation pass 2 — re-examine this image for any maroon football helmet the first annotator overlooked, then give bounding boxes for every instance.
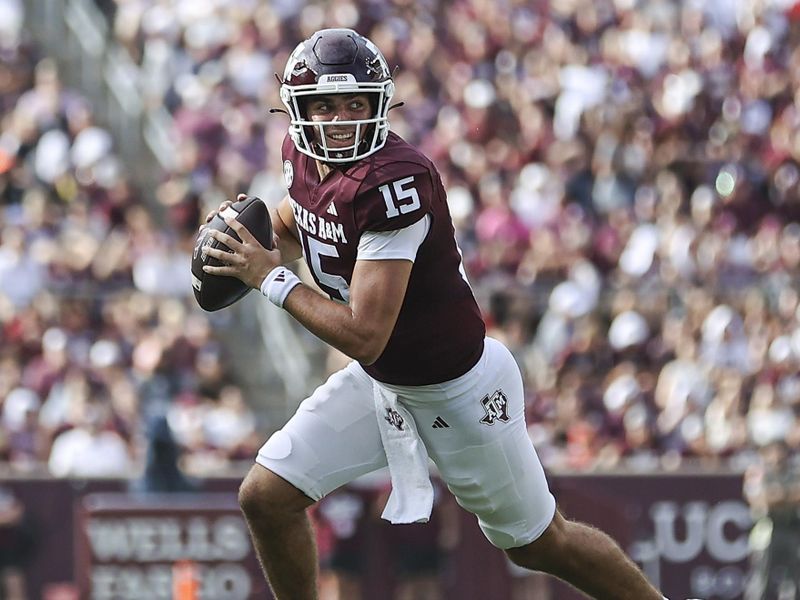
[280,28,394,163]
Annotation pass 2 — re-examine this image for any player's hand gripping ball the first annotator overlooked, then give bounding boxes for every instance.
[191,196,273,311]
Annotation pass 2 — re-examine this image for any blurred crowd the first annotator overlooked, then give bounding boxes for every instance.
[0,0,260,479]
[3,0,800,482]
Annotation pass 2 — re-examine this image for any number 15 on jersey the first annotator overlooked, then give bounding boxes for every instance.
[380,176,420,218]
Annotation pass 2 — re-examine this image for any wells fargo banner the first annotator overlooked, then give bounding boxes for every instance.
[73,493,268,600]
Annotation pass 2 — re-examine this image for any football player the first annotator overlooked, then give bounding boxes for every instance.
[202,28,666,600]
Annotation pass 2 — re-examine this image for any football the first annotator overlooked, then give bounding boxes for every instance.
[191,196,273,312]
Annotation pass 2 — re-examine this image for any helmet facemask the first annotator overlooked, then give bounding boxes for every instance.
[279,30,395,163]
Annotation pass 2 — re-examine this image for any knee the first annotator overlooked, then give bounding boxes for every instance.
[238,465,313,523]
[505,511,570,573]
[238,469,268,518]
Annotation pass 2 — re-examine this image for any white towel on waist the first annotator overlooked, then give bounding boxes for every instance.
[373,381,434,524]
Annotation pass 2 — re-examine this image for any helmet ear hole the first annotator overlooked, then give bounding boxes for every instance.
[368,93,379,116]
[297,97,309,119]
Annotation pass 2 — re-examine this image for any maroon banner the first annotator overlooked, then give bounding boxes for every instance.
[6,472,749,599]
[551,473,751,600]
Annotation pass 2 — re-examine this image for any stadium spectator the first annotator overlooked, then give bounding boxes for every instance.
[311,485,373,600]
[376,478,454,600]
[1,387,47,471]
[47,401,132,478]
[743,439,800,600]
[129,414,197,494]
[0,485,35,600]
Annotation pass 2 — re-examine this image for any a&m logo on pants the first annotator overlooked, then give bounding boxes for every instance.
[479,390,509,425]
[384,408,405,431]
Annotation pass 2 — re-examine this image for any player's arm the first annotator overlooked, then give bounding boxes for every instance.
[204,214,411,362]
[204,170,428,363]
[279,193,430,363]
[281,258,412,364]
[279,172,432,363]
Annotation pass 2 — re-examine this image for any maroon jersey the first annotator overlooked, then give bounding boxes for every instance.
[282,131,485,385]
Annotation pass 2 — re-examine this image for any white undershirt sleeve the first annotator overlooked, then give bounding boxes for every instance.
[356,214,431,262]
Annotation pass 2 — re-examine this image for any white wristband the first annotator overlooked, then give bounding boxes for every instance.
[260,267,301,308]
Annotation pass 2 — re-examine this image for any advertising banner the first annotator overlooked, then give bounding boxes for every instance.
[73,493,268,600]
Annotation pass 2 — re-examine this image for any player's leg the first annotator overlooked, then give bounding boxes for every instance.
[404,337,663,600]
[238,466,317,599]
[239,362,387,600]
[505,510,663,600]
